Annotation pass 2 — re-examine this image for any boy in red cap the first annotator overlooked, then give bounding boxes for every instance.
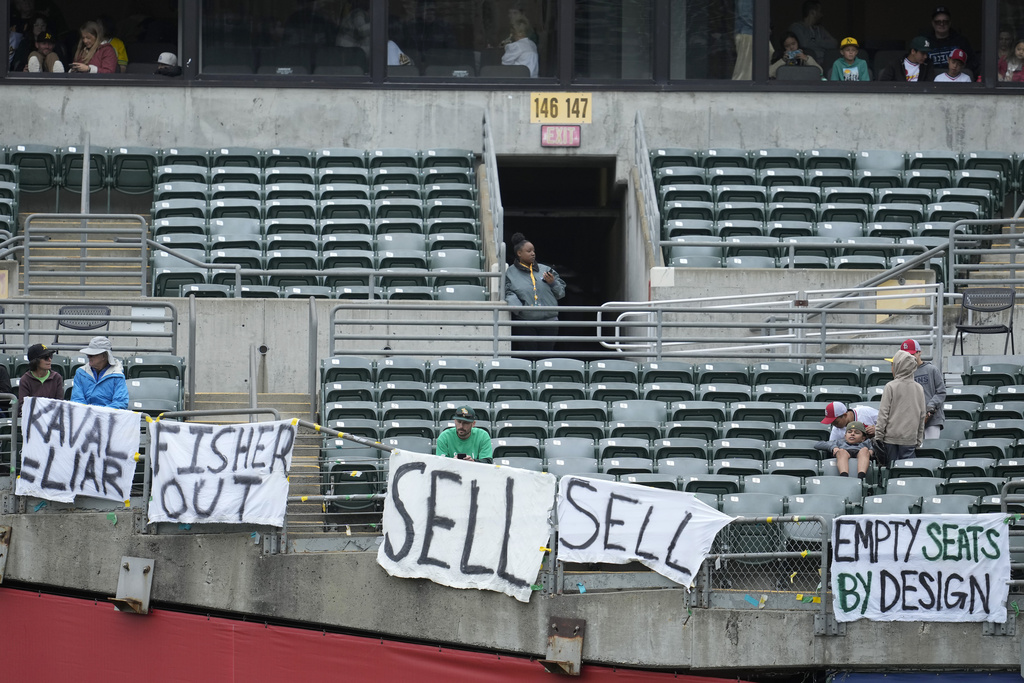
[934,47,970,82]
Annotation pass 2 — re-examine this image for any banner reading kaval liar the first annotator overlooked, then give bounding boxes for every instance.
[17,397,141,504]
[831,513,1010,622]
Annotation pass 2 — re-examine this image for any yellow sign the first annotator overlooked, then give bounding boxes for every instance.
[530,93,592,124]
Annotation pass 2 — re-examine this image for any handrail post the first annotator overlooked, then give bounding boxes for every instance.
[187,294,197,411]
[308,296,318,423]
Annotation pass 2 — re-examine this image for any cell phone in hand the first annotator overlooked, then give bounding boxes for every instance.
[456,453,472,461]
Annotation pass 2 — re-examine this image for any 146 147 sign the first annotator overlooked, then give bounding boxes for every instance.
[531,93,592,124]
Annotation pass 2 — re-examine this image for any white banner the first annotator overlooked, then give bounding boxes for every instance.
[377,451,556,603]
[831,513,1010,622]
[556,476,732,587]
[17,398,141,504]
[147,419,295,526]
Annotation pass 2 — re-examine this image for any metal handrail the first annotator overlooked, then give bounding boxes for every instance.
[635,111,662,266]
[482,109,507,302]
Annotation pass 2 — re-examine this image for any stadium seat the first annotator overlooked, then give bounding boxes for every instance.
[921,494,978,514]
[973,420,1024,440]
[544,437,597,461]
[587,382,639,402]
[602,453,655,476]
[742,474,801,497]
[110,146,158,196]
[492,399,547,422]
[485,382,536,403]
[980,401,1024,420]
[126,377,183,412]
[670,400,727,423]
[722,420,776,441]
[545,457,600,478]
[712,438,767,461]
[650,148,701,170]
[664,421,720,441]
[430,382,480,403]
[681,474,741,496]
[862,494,920,515]
[804,149,854,170]
[712,457,764,477]
[483,358,532,383]
[751,148,801,169]
[754,384,811,404]
[785,494,847,544]
[652,438,708,461]
[619,473,678,490]
[765,457,819,478]
[492,437,542,460]
[883,476,943,497]
[494,457,544,472]
[750,362,804,386]
[954,438,1013,460]
[495,419,549,440]
[768,439,822,460]
[758,168,805,187]
[124,354,185,381]
[8,144,58,193]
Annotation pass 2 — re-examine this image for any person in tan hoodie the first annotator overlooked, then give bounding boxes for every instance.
[874,350,927,465]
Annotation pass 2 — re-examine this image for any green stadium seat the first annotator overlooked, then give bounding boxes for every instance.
[742,474,801,497]
[587,382,638,402]
[652,438,708,461]
[602,453,655,476]
[495,419,549,440]
[889,457,945,478]
[754,384,811,404]
[903,169,952,190]
[656,458,709,476]
[980,401,1024,420]
[703,148,749,168]
[650,148,701,170]
[768,439,822,460]
[722,420,776,441]
[804,149,854,170]
[670,400,727,422]
[546,457,600,478]
[862,494,920,514]
[494,457,544,472]
[785,494,847,544]
[942,478,1004,498]
[544,437,598,461]
[681,473,741,496]
[641,382,695,403]
[921,494,977,514]
[765,457,819,478]
[664,421,720,441]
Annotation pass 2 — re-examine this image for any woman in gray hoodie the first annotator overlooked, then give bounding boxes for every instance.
[503,232,566,353]
[874,350,927,465]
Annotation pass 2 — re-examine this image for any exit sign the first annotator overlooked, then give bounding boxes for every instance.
[540,125,581,148]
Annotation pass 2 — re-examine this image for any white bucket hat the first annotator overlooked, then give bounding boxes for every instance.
[80,336,115,365]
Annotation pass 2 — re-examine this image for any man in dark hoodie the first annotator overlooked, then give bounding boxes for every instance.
[874,350,927,465]
[894,339,946,439]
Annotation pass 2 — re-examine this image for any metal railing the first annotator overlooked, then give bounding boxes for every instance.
[635,111,662,266]
[0,298,178,356]
[482,109,507,302]
[597,283,943,362]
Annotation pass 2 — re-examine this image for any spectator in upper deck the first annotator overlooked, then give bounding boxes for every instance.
[925,6,976,75]
[69,20,116,73]
[788,0,837,65]
[501,16,538,77]
[24,30,64,72]
[97,15,128,73]
[878,36,934,82]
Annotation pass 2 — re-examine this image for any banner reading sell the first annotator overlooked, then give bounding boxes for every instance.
[147,419,295,526]
[17,397,141,504]
[831,513,1010,622]
[377,451,556,603]
[556,476,732,587]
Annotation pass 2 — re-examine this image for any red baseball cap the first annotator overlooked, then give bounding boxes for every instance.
[821,401,848,425]
[949,48,967,63]
[900,339,922,353]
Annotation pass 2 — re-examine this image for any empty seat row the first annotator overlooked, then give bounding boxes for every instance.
[155,233,480,254]
[0,144,473,196]
[664,220,974,240]
[321,357,907,386]
[157,165,473,188]
[151,197,478,222]
[179,283,487,301]
[154,217,480,239]
[660,185,993,208]
[662,201,986,227]
[650,147,1012,175]
[155,180,474,202]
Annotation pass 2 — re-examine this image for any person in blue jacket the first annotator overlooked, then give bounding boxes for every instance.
[71,336,129,409]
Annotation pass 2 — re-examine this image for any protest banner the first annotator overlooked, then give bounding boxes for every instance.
[377,450,556,603]
[557,476,732,586]
[17,397,141,504]
[831,513,1010,622]
[147,418,295,526]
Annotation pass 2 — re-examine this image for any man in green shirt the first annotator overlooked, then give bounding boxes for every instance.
[435,405,493,463]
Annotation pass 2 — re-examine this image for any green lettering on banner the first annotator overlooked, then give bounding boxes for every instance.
[923,522,943,560]
[982,528,1002,560]
[837,571,872,614]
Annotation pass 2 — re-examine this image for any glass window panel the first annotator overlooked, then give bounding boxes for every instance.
[998,1,1024,83]
[387,0,556,79]
[575,0,652,80]
[201,1,370,76]
[8,1,179,74]
[670,0,740,80]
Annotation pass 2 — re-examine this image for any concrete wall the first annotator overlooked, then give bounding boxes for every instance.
[0,508,1018,671]
[2,85,1022,186]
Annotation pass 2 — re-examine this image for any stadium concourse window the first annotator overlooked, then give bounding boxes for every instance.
[201,0,372,76]
[669,0,743,80]
[998,1,1024,85]
[575,0,652,80]
[386,0,556,79]
[5,0,178,75]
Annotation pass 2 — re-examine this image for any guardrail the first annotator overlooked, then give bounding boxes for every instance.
[635,111,662,266]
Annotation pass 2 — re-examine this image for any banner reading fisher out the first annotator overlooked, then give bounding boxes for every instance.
[147,419,295,526]
[557,476,732,586]
[832,514,1010,622]
[377,451,556,603]
[17,397,141,504]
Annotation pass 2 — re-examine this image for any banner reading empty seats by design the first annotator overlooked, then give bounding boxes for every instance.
[557,476,732,586]
[831,514,1010,623]
[17,397,141,504]
[377,451,557,603]
[147,419,296,526]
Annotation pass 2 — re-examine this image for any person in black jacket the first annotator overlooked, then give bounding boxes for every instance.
[878,35,934,82]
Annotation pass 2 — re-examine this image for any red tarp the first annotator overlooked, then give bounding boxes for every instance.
[0,586,739,682]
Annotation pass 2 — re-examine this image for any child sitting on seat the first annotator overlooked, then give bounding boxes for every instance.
[815,421,873,479]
